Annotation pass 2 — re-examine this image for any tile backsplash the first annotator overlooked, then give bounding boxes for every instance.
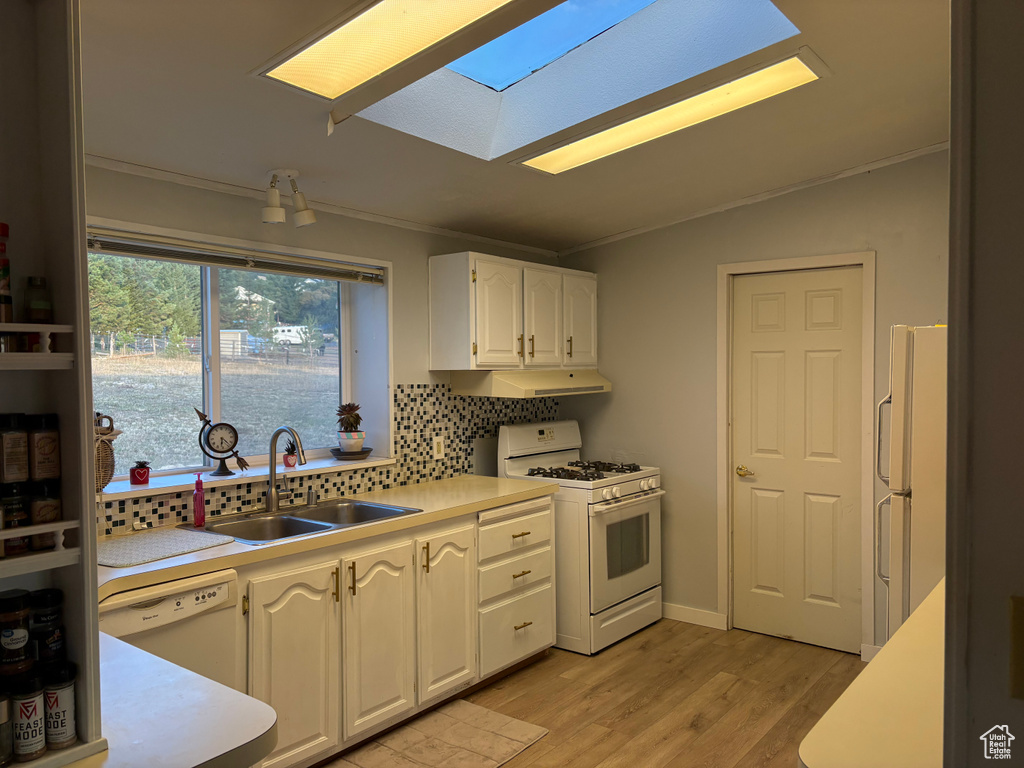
[97,384,558,536]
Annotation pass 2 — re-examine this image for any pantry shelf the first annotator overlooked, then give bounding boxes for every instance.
[0,324,74,334]
[0,548,80,579]
[0,353,75,370]
[0,520,82,578]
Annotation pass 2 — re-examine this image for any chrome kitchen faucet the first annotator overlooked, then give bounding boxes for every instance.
[267,426,306,515]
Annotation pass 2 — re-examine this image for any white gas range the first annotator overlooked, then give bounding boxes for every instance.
[498,420,663,655]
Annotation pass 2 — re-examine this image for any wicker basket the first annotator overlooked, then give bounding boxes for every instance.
[94,413,121,493]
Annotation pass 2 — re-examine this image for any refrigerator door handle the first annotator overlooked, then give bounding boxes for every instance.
[875,494,892,587]
[876,393,892,485]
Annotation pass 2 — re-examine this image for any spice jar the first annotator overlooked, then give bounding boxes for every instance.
[0,488,28,557]
[0,592,31,677]
[42,662,75,750]
[26,416,59,482]
[0,695,12,766]
[27,486,59,552]
[28,590,63,664]
[10,675,45,762]
[0,418,28,485]
[24,278,51,325]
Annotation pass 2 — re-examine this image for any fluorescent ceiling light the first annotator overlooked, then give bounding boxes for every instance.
[266,0,519,101]
[523,56,818,174]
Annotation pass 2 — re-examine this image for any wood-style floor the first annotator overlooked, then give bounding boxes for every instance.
[464,619,865,768]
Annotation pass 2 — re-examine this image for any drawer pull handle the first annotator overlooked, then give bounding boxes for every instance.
[512,570,532,579]
[511,531,531,540]
[514,621,534,631]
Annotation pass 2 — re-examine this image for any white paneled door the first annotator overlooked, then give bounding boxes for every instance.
[731,266,862,653]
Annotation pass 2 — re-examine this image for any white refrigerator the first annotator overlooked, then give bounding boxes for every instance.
[876,324,947,639]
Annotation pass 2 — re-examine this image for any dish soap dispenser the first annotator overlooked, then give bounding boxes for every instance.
[192,473,205,528]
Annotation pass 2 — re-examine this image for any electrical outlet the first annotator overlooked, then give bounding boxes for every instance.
[433,437,445,461]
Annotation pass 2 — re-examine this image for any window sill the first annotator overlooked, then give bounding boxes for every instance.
[96,456,398,502]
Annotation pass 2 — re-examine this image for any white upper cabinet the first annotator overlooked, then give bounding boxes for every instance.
[475,260,523,367]
[563,274,598,366]
[523,269,563,367]
[429,252,597,370]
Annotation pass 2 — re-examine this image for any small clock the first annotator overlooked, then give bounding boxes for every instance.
[194,408,249,476]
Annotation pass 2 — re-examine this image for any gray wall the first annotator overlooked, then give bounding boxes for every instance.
[560,151,950,621]
[83,165,548,384]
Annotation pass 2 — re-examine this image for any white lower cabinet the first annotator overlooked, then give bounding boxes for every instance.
[479,584,554,677]
[240,498,555,768]
[248,561,341,768]
[478,499,556,677]
[341,539,417,741]
[417,524,478,704]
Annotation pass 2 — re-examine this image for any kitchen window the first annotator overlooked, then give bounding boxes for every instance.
[86,227,388,476]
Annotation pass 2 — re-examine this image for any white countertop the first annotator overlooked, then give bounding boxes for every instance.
[798,579,945,768]
[98,475,558,600]
[72,634,277,768]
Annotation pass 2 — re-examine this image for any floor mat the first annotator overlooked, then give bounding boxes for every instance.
[331,699,548,767]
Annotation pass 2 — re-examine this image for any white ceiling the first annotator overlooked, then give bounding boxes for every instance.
[80,0,949,254]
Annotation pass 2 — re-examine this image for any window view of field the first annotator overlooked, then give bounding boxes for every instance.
[89,253,341,475]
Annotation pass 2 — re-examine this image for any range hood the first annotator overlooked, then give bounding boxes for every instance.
[450,369,612,398]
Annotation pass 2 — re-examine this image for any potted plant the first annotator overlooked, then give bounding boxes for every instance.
[129,460,151,485]
[337,403,365,452]
[283,439,298,468]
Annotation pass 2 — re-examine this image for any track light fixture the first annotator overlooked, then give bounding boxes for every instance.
[289,178,317,228]
[260,169,317,227]
[261,174,286,224]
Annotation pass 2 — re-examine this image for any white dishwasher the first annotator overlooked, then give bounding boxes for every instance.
[98,569,245,692]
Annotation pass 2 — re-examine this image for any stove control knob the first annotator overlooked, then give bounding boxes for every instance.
[612,486,621,498]
[651,477,660,489]
[640,479,650,491]
[602,488,613,500]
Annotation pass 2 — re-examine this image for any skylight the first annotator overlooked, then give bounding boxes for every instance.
[448,0,659,91]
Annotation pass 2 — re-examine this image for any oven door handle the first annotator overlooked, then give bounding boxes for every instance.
[590,490,665,515]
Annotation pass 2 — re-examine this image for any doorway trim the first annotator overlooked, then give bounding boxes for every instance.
[716,251,876,658]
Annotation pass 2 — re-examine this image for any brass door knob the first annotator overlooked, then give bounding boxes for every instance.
[735,465,755,477]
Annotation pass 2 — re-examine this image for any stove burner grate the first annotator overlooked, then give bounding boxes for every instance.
[569,460,642,474]
[527,466,605,481]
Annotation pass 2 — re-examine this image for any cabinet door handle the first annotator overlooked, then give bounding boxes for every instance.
[332,567,340,603]
[511,531,531,540]
[512,569,532,579]
[422,541,430,574]
[567,336,573,358]
[518,334,525,358]
[514,621,534,631]
[529,335,535,358]
[348,562,357,595]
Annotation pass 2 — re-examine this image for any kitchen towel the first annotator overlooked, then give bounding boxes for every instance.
[326,699,547,768]
[97,527,234,568]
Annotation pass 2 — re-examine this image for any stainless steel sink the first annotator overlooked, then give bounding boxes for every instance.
[289,500,422,527]
[202,514,334,545]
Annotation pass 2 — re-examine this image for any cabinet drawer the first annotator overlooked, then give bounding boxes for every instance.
[478,546,552,604]
[479,584,553,677]
[478,509,551,562]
